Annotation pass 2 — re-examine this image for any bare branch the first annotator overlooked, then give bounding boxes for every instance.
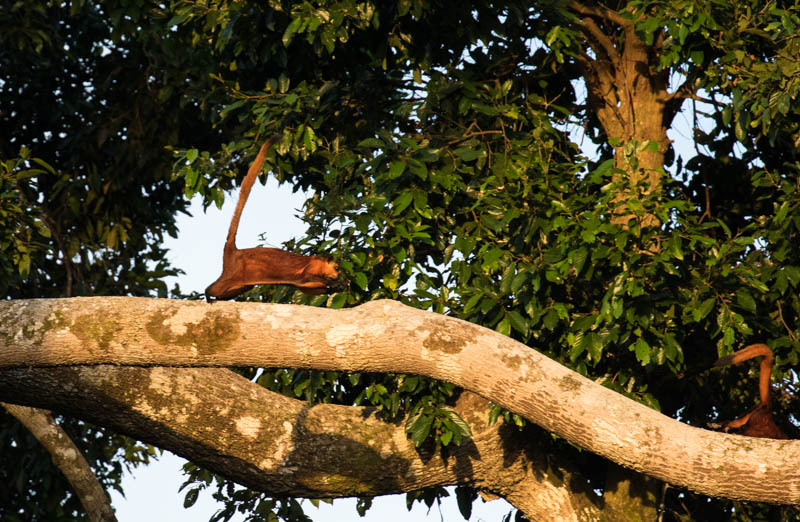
[579,15,622,68]
[666,80,727,113]
[568,1,632,28]
[2,403,117,522]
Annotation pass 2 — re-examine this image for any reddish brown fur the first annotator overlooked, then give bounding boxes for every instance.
[205,137,344,302]
[713,343,788,439]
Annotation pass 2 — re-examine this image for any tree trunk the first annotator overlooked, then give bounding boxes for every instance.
[571,2,677,228]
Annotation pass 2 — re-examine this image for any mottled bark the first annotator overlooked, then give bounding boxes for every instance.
[0,297,797,507]
[0,368,603,520]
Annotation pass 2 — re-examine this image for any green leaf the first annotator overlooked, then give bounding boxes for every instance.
[542,309,559,330]
[723,326,735,346]
[31,158,57,175]
[183,488,200,508]
[615,232,628,250]
[663,334,680,362]
[587,332,603,361]
[499,263,516,295]
[510,270,529,293]
[775,201,790,224]
[328,292,347,309]
[453,146,484,161]
[383,274,398,291]
[678,23,689,44]
[634,338,651,365]
[413,190,431,218]
[17,254,30,278]
[568,340,585,362]
[354,272,368,290]
[669,236,683,261]
[749,278,769,293]
[219,99,246,120]
[392,192,413,214]
[488,405,502,426]
[775,270,789,294]
[440,406,473,441]
[542,246,563,264]
[303,125,317,152]
[282,17,301,46]
[722,105,732,126]
[406,409,434,447]
[399,375,418,392]
[693,297,715,322]
[507,310,529,337]
[455,487,475,520]
[735,114,747,142]
[735,288,756,312]
[496,317,511,336]
[481,247,505,269]
[184,168,199,190]
[388,160,406,179]
[571,247,588,275]
[481,213,502,233]
[786,266,800,287]
[358,138,384,148]
[545,25,559,45]
[463,293,483,314]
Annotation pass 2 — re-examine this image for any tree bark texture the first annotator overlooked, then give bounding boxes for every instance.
[1,403,118,522]
[0,297,798,506]
[569,2,691,228]
[0,366,602,521]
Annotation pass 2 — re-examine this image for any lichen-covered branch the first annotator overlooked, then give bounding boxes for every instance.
[0,297,798,504]
[0,367,600,520]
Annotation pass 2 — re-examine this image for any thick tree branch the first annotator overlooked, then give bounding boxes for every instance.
[568,1,632,28]
[1,403,117,522]
[0,297,798,505]
[0,368,602,520]
[575,51,623,133]
[578,16,622,69]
